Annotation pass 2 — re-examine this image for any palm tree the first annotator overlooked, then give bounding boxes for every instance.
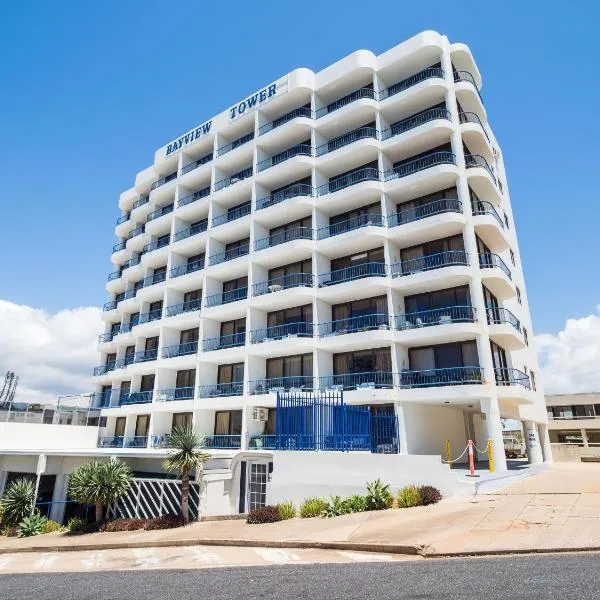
[68,458,132,523]
[1,478,35,526]
[163,425,210,524]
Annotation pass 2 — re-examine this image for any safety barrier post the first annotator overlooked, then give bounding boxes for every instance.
[487,438,495,473]
[466,439,479,478]
[445,439,452,469]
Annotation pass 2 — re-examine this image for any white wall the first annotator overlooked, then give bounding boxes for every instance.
[0,423,99,451]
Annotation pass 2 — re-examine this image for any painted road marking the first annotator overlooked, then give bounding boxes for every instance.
[35,553,59,570]
[133,548,161,568]
[253,548,301,563]
[191,547,221,564]
[81,551,107,570]
[0,555,14,570]
[336,550,394,562]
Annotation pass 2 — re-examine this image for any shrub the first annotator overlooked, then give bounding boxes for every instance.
[144,515,185,530]
[396,485,422,508]
[0,502,4,527]
[66,517,85,533]
[246,506,282,524]
[277,501,296,520]
[1,478,35,526]
[299,497,328,519]
[100,518,146,532]
[365,479,394,511]
[1,526,18,537]
[17,512,46,538]
[419,485,442,506]
[343,494,368,514]
[322,496,351,518]
[41,519,65,534]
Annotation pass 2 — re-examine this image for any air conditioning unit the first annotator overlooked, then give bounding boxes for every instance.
[252,407,269,422]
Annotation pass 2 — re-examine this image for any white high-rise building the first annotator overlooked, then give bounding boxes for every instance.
[0,31,552,521]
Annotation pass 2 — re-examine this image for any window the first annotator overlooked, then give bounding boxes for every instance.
[330,201,381,231]
[105,353,116,368]
[401,235,464,263]
[153,266,167,281]
[269,259,312,281]
[140,374,155,392]
[176,369,195,389]
[396,186,458,219]
[114,417,126,438]
[393,142,452,170]
[225,237,250,259]
[272,138,311,165]
[269,217,312,244]
[220,318,246,343]
[135,415,150,437]
[409,341,479,371]
[227,200,251,219]
[270,176,312,201]
[267,305,312,328]
[173,412,193,429]
[180,328,199,344]
[214,410,242,435]
[218,363,244,384]
[331,247,384,272]
[516,287,522,304]
[266,354,313,379]
[405,286,470,314]
[222,276,248,303]
[145,336,159,351]
[329,160,378,188]
[523,327,529,346]
[333,347,391,374]
[149,300,162,320]
[187,252,205,266]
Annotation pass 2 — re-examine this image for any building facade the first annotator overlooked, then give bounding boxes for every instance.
[0,31,552,519]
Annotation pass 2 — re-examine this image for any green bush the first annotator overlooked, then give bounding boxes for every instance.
[365,479,394,511]
[1,478,35,526]
[396,485,422,508]
[343,494,368,513]
[277,501,296,520]
[41,519,65,534]
[247,506,282,524]
[17,512,46,538]
[419,485,442,506]
[322,496,351,518]
[299,497,328,518]
[0,502,5,527]
[66,517,85,533]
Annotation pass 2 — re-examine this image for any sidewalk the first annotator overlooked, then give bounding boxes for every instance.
[1,463,599,558]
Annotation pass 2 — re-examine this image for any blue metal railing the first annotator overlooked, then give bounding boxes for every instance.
[103,300,117,311]
[319,371,394,390]
[133,349,158,363]
[127,225,145,239]
[471,200,504,228]
[119,322,133,334]
[208,244,249,265]
[91,389,121,409]
[318,261,387,286]
[317,167,381,196]
[107,270,121,282]
[255,183,314,210]
[204,435,242,449]
[213,167,253,192]
[170,258,204,278]
[400,366,484,388]
[143,236,170,254]
[198,383,244,398]
[138,309,162,324]
[465,153,497,184]
[157,387,195,401]
[459,111,490,142]
[93,363,115,376]
[162,341,198,358]
[388,198,462,228]
[487,307,521,332]
[212,204,251,227]
[205,287,247,307]
[395,306,476,329]
[98,436,125,448]
[112,240,126,253]
[147,203,174,222]
[390,250,468,277]
[380,66,445,100]
[454,71,483,102]
[258,106,313,135]
[381,108,450,141]
[142,272,166,287]
[254,227,313,251]
[479,252,511,279]
[173,220,208,242]
[251,376,315,394]
[251,321,314,343]
[316,87,376,118]
[116,214,129,225]
[203,332,246,352]
[165,299,201,317]
[249,434,278,449]
[120,289,136,302]
[495,368,531,389]
[319,313,390,337]
[181,153,213,175]
[150,434,171,448]
[384,151,456,182]
[217,132,254,157]
[252,273,314,296]
[124,436,149,448]
[120,390,153,405]
[132,196,149,210]
[98,332,115,343]
[317,213,384,240]
[115,354,135,369]
[257,144,313,172]
[178,186,210,208]
[123,255,141,270]
[316,127,378,157]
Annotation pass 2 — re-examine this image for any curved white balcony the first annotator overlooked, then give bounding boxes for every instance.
[479,252,514,299]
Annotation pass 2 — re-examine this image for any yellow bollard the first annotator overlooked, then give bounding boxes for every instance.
[487,438,495,473]
[445,439,452,469]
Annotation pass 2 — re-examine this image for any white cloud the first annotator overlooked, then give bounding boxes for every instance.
[536,305,600,394]
[0,300,102,404]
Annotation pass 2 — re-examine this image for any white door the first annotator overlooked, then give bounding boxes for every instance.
[247,462,268,512]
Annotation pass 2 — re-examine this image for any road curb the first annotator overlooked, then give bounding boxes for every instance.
[422,546,600,558]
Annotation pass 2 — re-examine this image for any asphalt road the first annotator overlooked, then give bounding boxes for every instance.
[1,552,598,600]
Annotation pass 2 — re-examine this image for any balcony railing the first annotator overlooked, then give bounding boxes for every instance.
[249,434,278,449]
[98,436,124,448]
[217,132,254,157]
[181,153,213,175]
[318,262,387,286]
[391,250,469,277]
[119,322,133,334]
[454,71,483,102]
[112,240,126,253]
[115,354,135,369]
[142,271,166,288]
[316,87,376,118]
[178,187,210,208]
[400,366,484,388]
[255,183,314,210]
[317,167,381,196]
[198,382,244,398]
[98,332,115,343]
[170,258,204,278]
[380,66,445,100]
[165,299,201,317]
[254,227,313,251]
[204,435,242,449]
[127,225,145,239]
[495,368,531,389]
[257,144,313,172]
[103,300,117,312]
[124,436,149,448]
[150,434,171,448]
[486,307,521,332]
[319,371,394,390]
[459,111,490,142]
[93,363,115,376]
[119,289,136,302]
[157,387,195,401]
[213,167,253,192]
[250,376,315,394]
[205,287,247,307]
[381,108,451,141]
[388,198,462,228]
[479,252,511,279]
[471,200,504,228]
[107,270,121,282]
[251,322,313,343]
[465,154,496,184]
[123,255,141,271]
[258,106,314,136]
[91,389,122,409]
[133,349,158,363]
[116,214,129,225]
[161,341,198,358]
[120,391,153,405]
[173,220,208,243]
[317,213,384,240]
[132,196,149,210]
[203,332,246,352]
[384,151,456,182]
[212,203,251,227]
[319,314,390,337]
[395,306,476,330]
[253,273,314,296]
[151,174,177,191]
[143,236,170,254]
[208,244,249,266]
[316,127,378,157]
[147,204,174,222]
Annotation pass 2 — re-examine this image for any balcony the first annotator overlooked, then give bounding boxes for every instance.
[181,153,213,176]
[151,173,177,191]
[112,240,126,253]
[143,236,170,254]
[381,108,450,141]
[120,390,153,405]
[213,167,253,192]
[253,273,314,296]
[123,255,141,271]
[198,382,244,398]
[116,214,129,226]
[251,322,314,343]
[208,244,249,266]
[217,132,254,157]
[107,270,121,282]
[319,371,394,390]
[316,87,376,118]
[132,196,149,210]
[150,434,171,448]
[170,258,204,279]
[133,349,158,364]
[459,111,490,142]
[203,332,245,352]
[161,341,198,358]
[119,322,133,334]
[318,262,387,287]
[465,154,496,185]
[142,271,166,289]
[249,434,277,449]
[205,287,247,307]
[119,289,136,303]
[127,225,145,240]
[479,252,511,279]
[395,306,476,330]
[204,435,242,449]
[124,436,149,448]
[91,389,121,409]
[147,204,174,222]
[388,198,462,228]
[399,366,484,388]
[384,151,456,183]
[255,183,314,210]
[390,250,469,277]
[178,187,210,208]
[318,314,389,337]
[379,66,445,100]
[98,332,115,343]
[212,203,251,227]
[454,71,483,102]
[317,213,384,240]
[115,354,135,369]
[93,362,115,376]
[471,200,504,228]
[258,106,314,136]
[317,167,381,196]
[254,227,313,252]
[165,299,201,318]
[316,126,379,157]
[98,436,124,448]
[250,376,314,394]
[495,368,531,389]
[173,220,208,243]
[257,144,313,172]
[157,387,195,401]
[487,307,520,332]
[103,300,117,312]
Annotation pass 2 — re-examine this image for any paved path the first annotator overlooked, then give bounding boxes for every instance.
[1,553,599,600]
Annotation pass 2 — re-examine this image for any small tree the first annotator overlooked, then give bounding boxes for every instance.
[163,425,210,524]
[1,478,35,526]
[68,458,132,523]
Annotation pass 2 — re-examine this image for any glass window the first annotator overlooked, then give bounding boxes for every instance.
[331,247,384,271]
[114,417,126,437]
[176,369,196,388]
[266,354,313,378]
[269,259,312,281]
[333,348,391,374]
[135,415,150,437]
[140,374,154,391]
[218,363,244,384]
[145,336,159,351]
[267,305,312,327]
[223,276,248,293]
[409,341,479,370]
[173,413,192,429]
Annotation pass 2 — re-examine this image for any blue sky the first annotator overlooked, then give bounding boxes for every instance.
[0,1,596,335]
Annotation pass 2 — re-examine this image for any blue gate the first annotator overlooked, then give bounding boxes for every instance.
[273,391,398,453]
